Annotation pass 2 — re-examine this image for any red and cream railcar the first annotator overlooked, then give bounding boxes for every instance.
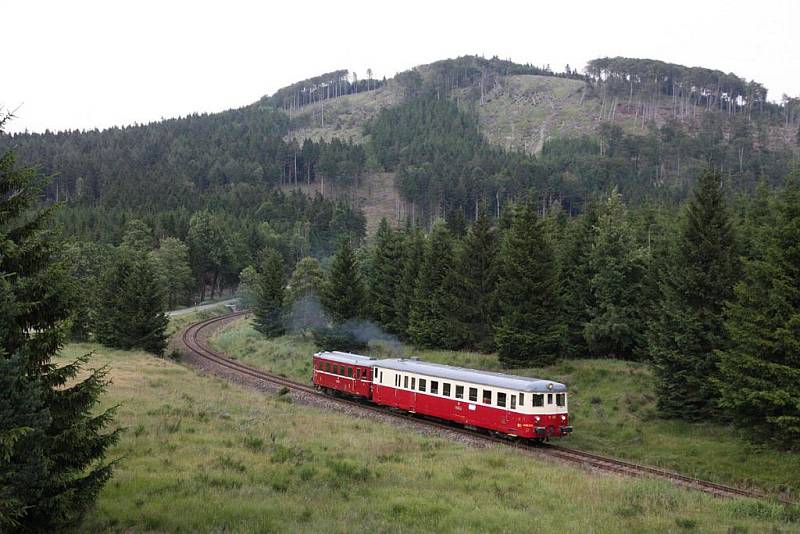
[312,351,375,399]
[372,358,572,439]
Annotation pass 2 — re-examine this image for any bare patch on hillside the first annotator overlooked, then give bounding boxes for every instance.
[284,83,403,145]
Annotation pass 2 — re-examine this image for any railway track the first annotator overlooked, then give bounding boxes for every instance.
[180,312,795,505]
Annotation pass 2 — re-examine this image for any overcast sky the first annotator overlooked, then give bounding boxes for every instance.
[4,0,799,133]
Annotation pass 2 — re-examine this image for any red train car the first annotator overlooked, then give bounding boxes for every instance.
[371,358,571,439]
[312,351,375,399]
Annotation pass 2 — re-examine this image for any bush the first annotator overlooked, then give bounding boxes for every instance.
[312,326,368,352]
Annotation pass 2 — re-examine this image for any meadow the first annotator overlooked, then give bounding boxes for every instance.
[62,335,800,533]
[211,317,800,497]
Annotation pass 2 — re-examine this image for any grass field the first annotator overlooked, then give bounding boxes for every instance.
[63,336,799,532]
[211,317,800,497]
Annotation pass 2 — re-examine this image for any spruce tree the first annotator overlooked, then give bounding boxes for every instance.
[452,210,499,351]
[584,189,648,359]
[0,132,118,531]
[649,170,740,419]
[408,221,459,348]
[717,175,800,448]
[495,201,563,367]
[323,239,366,323]
[253,249,286,337]
[368,218,403,331]
[95,251,169,354]
[558,204,598,358]
[394,227,424,337]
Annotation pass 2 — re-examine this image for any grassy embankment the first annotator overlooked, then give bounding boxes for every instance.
[62,322,798,532]
[211,317,800,496]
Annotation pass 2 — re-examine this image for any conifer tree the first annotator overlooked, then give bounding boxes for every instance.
[558,204,598,358]
[584,189,648,359]
[394,227,424,336]
[495,201,563,366]
[649,171,740,419]
[717,175,800,448]
[253,249,286,337]
[0,131,118,531]
[368,218,403,331]
[408,221,459,348]
[452,210,499,351]
[95,251,169,354]
[323,239,365,323]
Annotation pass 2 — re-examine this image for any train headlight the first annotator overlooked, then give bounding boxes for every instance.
[561,415,566,421]
[534,416,540,423]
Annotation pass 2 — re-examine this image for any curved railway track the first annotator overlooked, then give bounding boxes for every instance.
[181,312,795,505]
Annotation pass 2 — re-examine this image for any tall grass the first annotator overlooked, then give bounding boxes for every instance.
[211,318,800,496]
[60,343,798,532]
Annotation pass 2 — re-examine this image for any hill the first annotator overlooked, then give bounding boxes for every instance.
[2,54,799,236]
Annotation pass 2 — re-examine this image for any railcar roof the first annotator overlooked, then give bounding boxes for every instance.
[314,351,376,366]
[375,358,567,393]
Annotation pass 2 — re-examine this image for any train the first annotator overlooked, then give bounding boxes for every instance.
[312,350,572,440]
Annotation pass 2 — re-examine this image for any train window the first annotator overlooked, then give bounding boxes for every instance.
[411,378,416,390]
[395,375,399,387]
[556,393,565,407]
[443,383,451,397]
[519,393,524,406]
[356,369,361,379]
[380,372,383,384]
[455,385,464,399]
[468,388,477,402]
[497,392,507,408]
[404,376,409,389]
[547,394,553,404]
[482,390,492,404]
[348,368,354,378]
[419,379,426,392]
[325,362,330,372]
[532,394,544,407]
[511,395,517,410]
[431,381,439,394]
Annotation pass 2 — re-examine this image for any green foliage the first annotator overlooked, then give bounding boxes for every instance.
[121,218,155,252]
[0,132,118,531]
[61,241,115,341]
[285,257,326,332]
[650,170,740,419]
[149,236,193,309]
[408,221,459,348]
[187,210,233,301]
[495,201,563,366]
[717,175,800,448]
[557,203,598,358]
[236,265,259,309]
[95,251,169,354]
[368,219,403,332]
[253,249,286,338]
[451,211,499,351]
[584,190,649,359]
[393,227,424,336]
[311,326,368,353]
[323,239,366,323]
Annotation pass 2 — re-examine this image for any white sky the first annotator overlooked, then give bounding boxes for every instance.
[4,0,799,133]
